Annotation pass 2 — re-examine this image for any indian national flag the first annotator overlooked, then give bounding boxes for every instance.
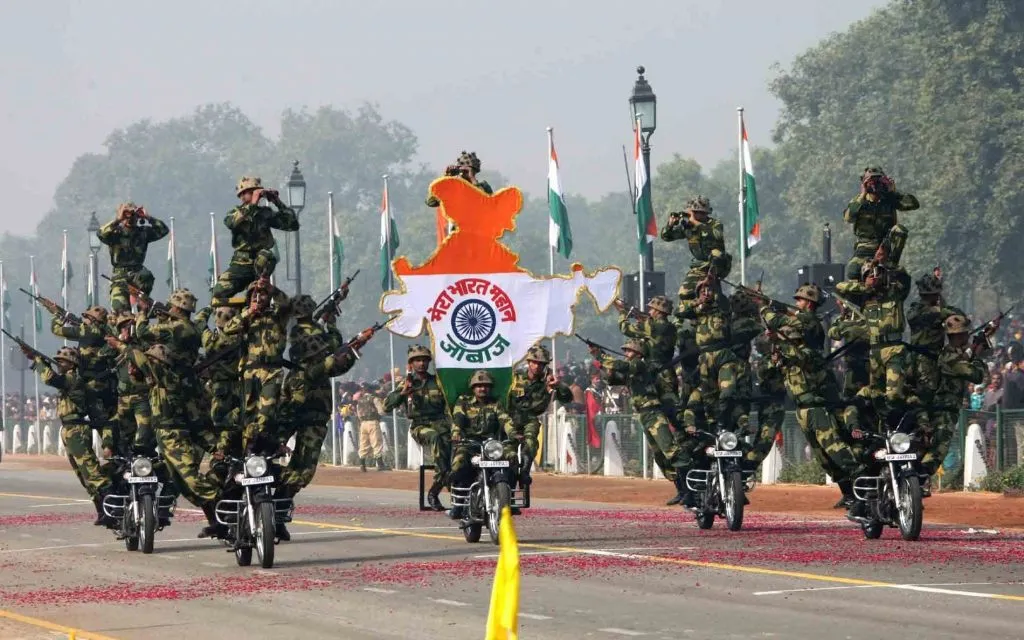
[208,214,219,288]
[379,182,400,291]
[166,229,175,288]
[331,209,344,287]
[547,130,572,259]
[741,115,761,253]
[382,177,621,407]
[61,232,71,306]
[633,120,657,253]
[30,262,41,331]
[2,272,10,328]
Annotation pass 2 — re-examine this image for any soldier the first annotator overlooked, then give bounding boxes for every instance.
[842,166,920,281]
[728,288,762,434]
[828,302,870,401]
[616,295,676,370]
[449,370,518,519]
[198,306,243,463]
[50,306,118,457]
[354,384,388,472]
[426,151,494,207]
[660,196,731,300]
[211,177,299,303]
[383,345,450,511]
[745,334,787,471]
[508,345,573,486]
[111,313,154,456]
[907,273,964,419]
[920,315,988,479]
[223,277,292,454]
[589,339,690,505]
[97,202,169,312]
[109,339,225,538]
[29,345,114,526]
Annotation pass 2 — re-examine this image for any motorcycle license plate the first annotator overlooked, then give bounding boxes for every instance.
[127,476,158,484]
[713,450,743,457]
[477,460,510,468]
[240,476,274,486]
[884,453,917,461]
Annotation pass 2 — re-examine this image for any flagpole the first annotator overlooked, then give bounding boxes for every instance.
[0,260,6,440]
[737,107,746,287]
[383,174,399,466]
[546,127,558,374]
[327,191,339,466]
[61,231,68,346]
[210,212,220,285]
[169,216,179,290]
[30,255,40,455]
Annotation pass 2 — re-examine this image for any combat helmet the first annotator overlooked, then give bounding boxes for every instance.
[944,314,970,335]
[916,274,942,295]
[145,344,173,365]
[686,195,712,214]
[526,344,551,364]
[730,289,758,314]
[469,370,494,387]
[794,283,822,305]
[54,346,80,367]
[862,166,886,178]
[117,201,138,216]
[169,289,197,313]
[621,339,647,356]
[82,305,108,325]
[407,344,432,363]
[456,151,481,172]
[647,295,672,314]
[291,294,316,318]
[236,176,262,197]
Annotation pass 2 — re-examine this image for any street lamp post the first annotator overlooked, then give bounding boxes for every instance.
[630,65,657,274]
[285,160,307,294]
[87,212,101,307]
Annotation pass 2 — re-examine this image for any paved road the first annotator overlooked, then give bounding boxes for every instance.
[0,465,1021,640]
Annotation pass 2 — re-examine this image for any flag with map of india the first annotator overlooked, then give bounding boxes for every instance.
[381,177,622,406]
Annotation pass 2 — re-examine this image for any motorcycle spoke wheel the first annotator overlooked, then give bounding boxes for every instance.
[257,501,276,568]
[897,475,923,541]
[140,494,156,554]
[724,471,745,532]
[488,482,511,545]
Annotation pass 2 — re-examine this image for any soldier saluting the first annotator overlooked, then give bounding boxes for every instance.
[97,202,169,312]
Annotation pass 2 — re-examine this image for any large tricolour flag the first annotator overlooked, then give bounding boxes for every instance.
[379,181,400,291]
[547,129,572,259]
[741,115,761,253]
[382,178,621,405]
[634,120,657,254]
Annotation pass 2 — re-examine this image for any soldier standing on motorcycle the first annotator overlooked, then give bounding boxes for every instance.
[384,345,451,511]
[449,370,519,519]
[508,345,573,487]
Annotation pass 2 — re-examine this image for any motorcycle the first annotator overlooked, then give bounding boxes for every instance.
[449,438,530,544]
[848,422,925,541]
[102,454,176,554]
[685,429,755,531]
[214,453,294,568]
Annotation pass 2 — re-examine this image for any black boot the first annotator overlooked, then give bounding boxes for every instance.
[198,502,227,539]
[426,481,444,511]
[681,490,698,508]
[666,474,686,506]
[274,487,294,541]
[834,480,855,509]
[92,496,111,526]
[376,457,388,471]
[360,457,367,472]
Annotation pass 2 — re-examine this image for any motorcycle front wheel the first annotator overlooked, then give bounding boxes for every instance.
[724,471,745,532]
[140,493,156,555]
[897,475,923,541]
[487,482,512,545]
[256,501,276,568]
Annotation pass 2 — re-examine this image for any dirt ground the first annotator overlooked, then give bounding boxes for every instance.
[4,454,1021,528]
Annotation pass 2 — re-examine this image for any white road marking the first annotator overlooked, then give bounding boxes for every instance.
[255,569,279,576]
[754,582,1017,599]
[599,628,647,636]
[201,562,227,568]
[754,585,878,596]
[473,546,690,559]
[520,613,553,620]
[429,598,470,607]
[0,542,103,554]
[363,587,397,594]
[157,554,181,560]
[29,502,84,508]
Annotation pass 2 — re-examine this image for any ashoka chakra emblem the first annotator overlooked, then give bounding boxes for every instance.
[451,299,497,346]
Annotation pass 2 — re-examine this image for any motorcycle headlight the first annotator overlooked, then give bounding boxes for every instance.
[717,432,739,451]
[244,456,268,478]
[889,433,912,454]
[483,439,504,461]
[131,457,153,477]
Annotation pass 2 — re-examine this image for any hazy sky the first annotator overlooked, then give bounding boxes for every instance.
[0,0,885,236]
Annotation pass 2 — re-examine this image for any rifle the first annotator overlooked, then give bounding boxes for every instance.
[613,298,649,322]
[861,227,895,280]
[313,269,360,322]
[970,305,1014,338]
[195,343,243,375]
[721,278,801,314]
[336,321,387,359]
[2,329,57,369]
[20,288,80,325]
[574,333,624,357]
[101,274,171,317]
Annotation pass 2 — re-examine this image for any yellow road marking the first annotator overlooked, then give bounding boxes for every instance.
[0,607,120,640]
[2,491,1021,603]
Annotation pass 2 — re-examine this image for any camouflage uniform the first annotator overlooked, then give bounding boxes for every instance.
[115,348,155,455]
[383,345,450,504]
[599,341,687,481]
[223,285,292,453]
[354,390,386,468]
[659,196,732,300]
[426,151,494,208]
[618,296,677,370]
[96,204,169,312]
[746,335,787,468]
[921,316,986,476]
[906,275,965,417]
[449,377,519,489]
[842,167,919,281]
[729,291,762,435]
[827,310,870,401]
[199,307,244,458]
[211,177,299,301]
[35,349,112,502]
[508,345,573,483]
[835,265,912,425]
[674,316,700,405]
[50,311,118,451]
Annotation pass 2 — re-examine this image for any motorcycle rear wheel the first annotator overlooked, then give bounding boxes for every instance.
[464,523,482,543]
[897,475,923,541]
[256,501,276,568]
[862,520,884,539]
[140,493,156,555]
[724,471,745,532]
[696,511,715,530]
